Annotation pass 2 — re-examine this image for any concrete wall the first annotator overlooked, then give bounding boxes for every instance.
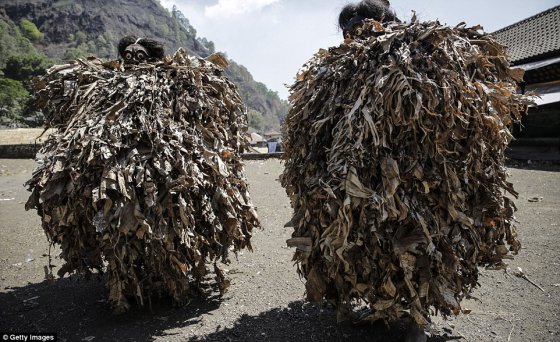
[515,102,560,138]
[0,144,41,159]
[1,144,557,162]
[0,144,285,161]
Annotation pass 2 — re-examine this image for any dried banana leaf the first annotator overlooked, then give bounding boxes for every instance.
[26,49,260,313]
[281,20,533,326]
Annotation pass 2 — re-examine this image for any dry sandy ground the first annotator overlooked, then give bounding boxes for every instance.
[0,158,559,342]
[0,129,56,145]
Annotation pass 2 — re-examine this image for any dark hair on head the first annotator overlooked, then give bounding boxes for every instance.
[118,35,165,60]
[339,0,399,31]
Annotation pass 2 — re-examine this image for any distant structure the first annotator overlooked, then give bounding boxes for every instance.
[494,5,560,141]
[264,130,282,141]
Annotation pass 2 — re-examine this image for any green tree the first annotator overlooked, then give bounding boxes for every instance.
[75,31,87,45]
[248,109,264,130]
[157,23,170,35]
[87,40,96,53]
[174,8,197,37]
[198,38,215,54]
[172,6,180,40]
[96,34,107,46]
[19,19,44,41]
[3,53,51,81]
[206,41,215,54]
[0,19,36,67]
[64,46,88,60]
[95,34,113,56]
[147,15,156,29]
[0,77,31,119]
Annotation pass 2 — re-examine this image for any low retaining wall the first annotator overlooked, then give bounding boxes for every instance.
[2,143,558,161]
[0,144,284,160]
[242,153,284,160]
[0,144,42,159]
[510,137,560,148]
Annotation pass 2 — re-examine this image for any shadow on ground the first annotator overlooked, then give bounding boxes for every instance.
[0,277,465,341]
[0,276,221,341]
[191,301,463,342]
[506,158,560,172]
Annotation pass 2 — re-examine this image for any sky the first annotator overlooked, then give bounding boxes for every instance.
[159,0,560,100]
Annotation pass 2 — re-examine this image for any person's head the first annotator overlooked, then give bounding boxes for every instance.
[118,36,165,64]
[339,0,399,38]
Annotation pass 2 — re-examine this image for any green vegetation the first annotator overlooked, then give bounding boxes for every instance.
[0,77,31,121]
[198,37,216,54]
[19,19,44,41]
[227,61,288,131]
[172,6,197,38]
[0,18,50,126]
[63,32,114,60]
[248,109,264,131]
[64,45,89,60]
[74,31,87,44]
[3,53,51,81]
[0,19,36,67]
[0,53,49,126]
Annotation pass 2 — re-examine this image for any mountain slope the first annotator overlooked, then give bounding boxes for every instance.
[0,0,287,130]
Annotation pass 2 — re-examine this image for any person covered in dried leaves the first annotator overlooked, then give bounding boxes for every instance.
[284,0,527,339]
[27,34,261,313]
[340,1,428,341]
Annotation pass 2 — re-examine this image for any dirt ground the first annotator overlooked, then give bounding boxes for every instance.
[0,129,54,145]
[0,158,559,342]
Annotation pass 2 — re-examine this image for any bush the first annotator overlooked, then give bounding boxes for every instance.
[248,109,264,130]
[64,44,89,60]
[19,19,44,41]
[0,77,31,119]
[75,31,87,45]
[0,19,37,67]
[3,53,52,81]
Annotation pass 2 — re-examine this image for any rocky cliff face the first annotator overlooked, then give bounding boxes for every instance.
[5,2,105,43]
[2,0,208,58]
[0,0,288,130]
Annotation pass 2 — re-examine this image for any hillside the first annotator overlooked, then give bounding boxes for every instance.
[0,0,287,131]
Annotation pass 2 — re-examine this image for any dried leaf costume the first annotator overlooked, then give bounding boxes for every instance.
[26,49,260,313]
[281,19,532,325]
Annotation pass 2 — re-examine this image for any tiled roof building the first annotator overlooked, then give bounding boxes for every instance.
[494,6,560,65]
[494,6,560,142]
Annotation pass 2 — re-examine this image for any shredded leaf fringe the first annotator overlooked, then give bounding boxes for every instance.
[281,20,533,325]
[26,49,260,313]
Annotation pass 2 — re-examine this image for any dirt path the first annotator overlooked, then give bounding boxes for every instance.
[0,129,54,145]
[0,159,559,341]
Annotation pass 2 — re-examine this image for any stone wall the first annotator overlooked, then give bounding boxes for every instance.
[0,144,41,159]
